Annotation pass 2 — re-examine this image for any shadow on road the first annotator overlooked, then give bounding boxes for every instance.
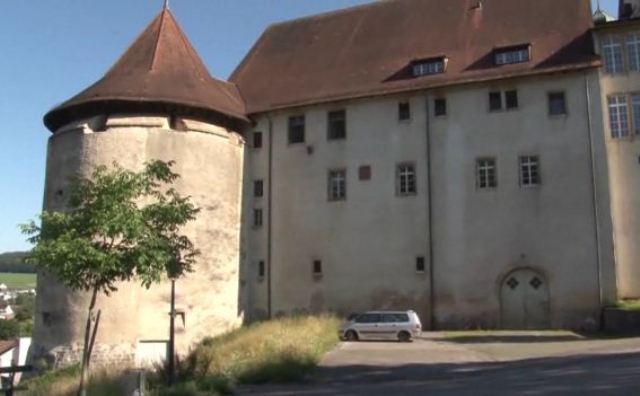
[241,351,640,395]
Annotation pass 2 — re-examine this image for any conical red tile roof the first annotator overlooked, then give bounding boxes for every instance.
[44,8,248,132]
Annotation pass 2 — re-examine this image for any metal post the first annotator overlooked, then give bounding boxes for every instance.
[167,278,176,386]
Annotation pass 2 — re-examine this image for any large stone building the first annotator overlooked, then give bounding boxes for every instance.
[31,0,640,366]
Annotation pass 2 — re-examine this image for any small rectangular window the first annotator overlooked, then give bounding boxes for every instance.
[253,132,263,148]
[434,98,447,117]
[476,158,497,190]
[416,257,426,272]
[399,102,411,121]
[519,156,541,187]
[396,163,417,196]
[494,46,530,65]
[328,169,347,201]
[548,92,567,116]
[608,95,630,138]
[412,57,446,76]
[328,110,346,140]
[489,92,502,111]
[253,208,263,228]
[258,261,265,278]
[313,260,323,276]
[288,115,305,144]
[505,90,518,110]
[254,180,264,198]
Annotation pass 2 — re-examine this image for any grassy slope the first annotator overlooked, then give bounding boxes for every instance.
[0,272,36,289]
[20,315,341,396]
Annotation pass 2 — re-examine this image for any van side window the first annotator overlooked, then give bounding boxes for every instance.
[395,313,410,322]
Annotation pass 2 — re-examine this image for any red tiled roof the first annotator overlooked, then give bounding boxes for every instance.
[230,0,599,114]
[44,8,249,132]
[0,340,17,356]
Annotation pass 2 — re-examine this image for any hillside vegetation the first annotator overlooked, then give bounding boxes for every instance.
[0,251,34,273]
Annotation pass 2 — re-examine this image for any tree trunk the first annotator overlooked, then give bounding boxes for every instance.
[78,286,99,396]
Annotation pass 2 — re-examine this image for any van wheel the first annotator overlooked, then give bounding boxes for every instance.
[398,331,411,342]
[345,330,358,342]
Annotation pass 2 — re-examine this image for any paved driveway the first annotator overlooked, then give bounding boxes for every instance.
[239,333,640,395]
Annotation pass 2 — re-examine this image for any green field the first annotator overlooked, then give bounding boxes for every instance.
[0,273,36,289]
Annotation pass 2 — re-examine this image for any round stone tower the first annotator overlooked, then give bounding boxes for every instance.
[32,6,249,367]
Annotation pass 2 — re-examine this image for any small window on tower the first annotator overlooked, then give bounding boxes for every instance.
[258,261,266,279]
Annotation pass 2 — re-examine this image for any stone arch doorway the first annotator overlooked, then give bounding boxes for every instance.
[500,269,550,329]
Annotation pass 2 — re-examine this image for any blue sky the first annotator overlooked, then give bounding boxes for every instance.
[0,0,619,253]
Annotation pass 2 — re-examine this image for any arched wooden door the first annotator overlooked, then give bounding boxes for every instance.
[500,269,550,329]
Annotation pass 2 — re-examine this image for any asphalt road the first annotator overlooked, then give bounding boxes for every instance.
[239,334,640,395]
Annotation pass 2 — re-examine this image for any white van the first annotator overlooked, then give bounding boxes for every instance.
[339,310,422,342]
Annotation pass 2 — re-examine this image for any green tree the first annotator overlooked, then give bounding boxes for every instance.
[0,320,20,340]
[21,160,199,396]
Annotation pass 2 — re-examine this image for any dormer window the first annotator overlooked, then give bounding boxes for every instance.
[494,45,531,66]
[412,57,447,77]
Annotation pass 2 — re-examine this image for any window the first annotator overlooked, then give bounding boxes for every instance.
[328,110,346,140]
[505,90,518,110]
[258,261,265,278]
[399,102,411,121]
[396,163,417,196]
[313,260,323,277]
[416,257,426,272]
[476,158,497,190]
[628,33,640,72]
[288,115,305,144]
[253,208,263,228]
[608,95,630,138]
[359,165,372,181]
[254,180,264,198]
[434,98,447,117]
[489,91,502,111]
[602,36,624,74]
[328,169,347,201]
[413,58,446,76]
[519,156,541,187]
[632,94,640,136]
[253,132,263,149]
[495,46,530,65]
[548,92,567,116]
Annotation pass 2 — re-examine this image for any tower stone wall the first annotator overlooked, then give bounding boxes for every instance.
[32,115,245,367]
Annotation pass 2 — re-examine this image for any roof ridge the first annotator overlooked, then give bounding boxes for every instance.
[150,8,169,71]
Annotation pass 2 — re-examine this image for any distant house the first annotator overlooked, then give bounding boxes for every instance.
[0,304,14,320]
[0,338,31,388]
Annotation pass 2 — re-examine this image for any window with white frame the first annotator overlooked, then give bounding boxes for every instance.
[476,158,497,190]
[328,169,347,201]
[603,36,624,74]
[519,156,541,187]
[396,163,417,196]
[413,58,446,77]
[495,46,530,65]
[608,95,630,138]
[628,33,640,72]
